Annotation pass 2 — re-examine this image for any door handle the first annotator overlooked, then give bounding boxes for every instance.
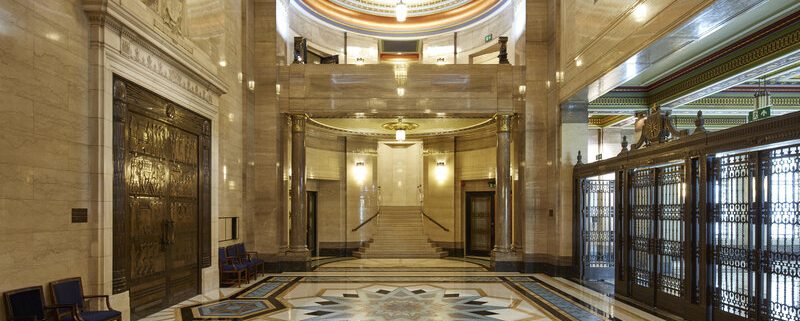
[167,219,176,245]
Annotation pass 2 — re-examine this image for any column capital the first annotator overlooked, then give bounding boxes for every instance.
[494,113,514,132]
[291,114,308,133]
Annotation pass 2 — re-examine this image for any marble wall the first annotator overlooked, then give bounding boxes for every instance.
[0,4,93,319]
[0,0,247,319]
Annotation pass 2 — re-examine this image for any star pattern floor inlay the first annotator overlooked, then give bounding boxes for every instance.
[139,260,674,321]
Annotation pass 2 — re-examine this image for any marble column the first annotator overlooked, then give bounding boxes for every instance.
[493,113,514,257]
[289,114,309,254]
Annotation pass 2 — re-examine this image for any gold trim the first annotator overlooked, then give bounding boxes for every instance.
[495,113,513,132]
[291,114,308,133]
[301,0,500,33]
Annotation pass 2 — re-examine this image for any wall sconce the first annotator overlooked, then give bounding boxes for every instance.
[248,80,255,91]
[518,85,526,95]
[276,84,281,95]
[354,161,367,183]
[397,87,405,97]
[434,161,447,182]
[237,72,243,83]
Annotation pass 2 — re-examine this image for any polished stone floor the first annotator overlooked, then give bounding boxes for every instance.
[141,259,674,321]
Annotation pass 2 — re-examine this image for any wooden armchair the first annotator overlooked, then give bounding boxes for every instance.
[219,247,248,287]
[4,286,75,321]
[228,243,265,278]
[49,278,121,321]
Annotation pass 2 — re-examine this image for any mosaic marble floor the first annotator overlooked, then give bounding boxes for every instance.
[141,261,675,321]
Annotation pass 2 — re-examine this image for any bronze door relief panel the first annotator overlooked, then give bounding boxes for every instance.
[112,77,211,319]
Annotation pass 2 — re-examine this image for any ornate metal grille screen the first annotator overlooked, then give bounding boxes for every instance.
[760,145,800,321]
[631,169,655,288]
[657,165,686,297]
[580,179,615,280]
[713,153,756,318]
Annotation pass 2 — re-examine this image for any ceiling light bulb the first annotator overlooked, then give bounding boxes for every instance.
[395,129,406,141]
[395,1,407,22]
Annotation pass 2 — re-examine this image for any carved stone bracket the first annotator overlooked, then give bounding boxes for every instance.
[631,104,688,150]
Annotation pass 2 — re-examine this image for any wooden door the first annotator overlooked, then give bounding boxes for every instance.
[307,191,318,256]
[466,192,494,257]
[112,77,211,319]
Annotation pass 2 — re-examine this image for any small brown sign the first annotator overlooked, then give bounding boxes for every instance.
[71,208,88,223]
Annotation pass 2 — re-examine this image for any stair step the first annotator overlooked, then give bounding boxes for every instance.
[355,207,447,259]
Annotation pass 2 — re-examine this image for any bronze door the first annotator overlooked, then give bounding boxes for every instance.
[578,179,615,282]
[627,165,689,313]
[112,78,211,319]
[466,192,494,257]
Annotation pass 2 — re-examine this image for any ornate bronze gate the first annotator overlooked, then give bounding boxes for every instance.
[628,165,688,310]
[578,179,615,281]
[111,77,211,319]
[712,146,800,321]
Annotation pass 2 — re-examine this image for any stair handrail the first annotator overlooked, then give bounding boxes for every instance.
[421,210,450,232]
[351,210,380,232]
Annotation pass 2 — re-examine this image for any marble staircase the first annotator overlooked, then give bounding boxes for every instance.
[353,206,447,258]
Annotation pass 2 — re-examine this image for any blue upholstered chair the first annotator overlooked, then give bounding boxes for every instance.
[219,247,248,287]
[49,278,120,321]
[229,243,265,278]
[4,286,75,321]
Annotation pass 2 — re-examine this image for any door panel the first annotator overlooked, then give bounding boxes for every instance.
[467,192,494,257]
[630,168,656,305]
[712,154,756,321]
[579,179,615,281]
[113,77,209,319]
[307,191,318,256]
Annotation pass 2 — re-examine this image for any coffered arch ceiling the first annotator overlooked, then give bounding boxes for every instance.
[294,0,508,37]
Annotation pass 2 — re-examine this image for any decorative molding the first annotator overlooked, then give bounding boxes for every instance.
[120,35,215,104]
[292,114,308,133]
[630,105,688,149]
[83,1,228,97]
[495,113,513,132]
[592,95,800,109]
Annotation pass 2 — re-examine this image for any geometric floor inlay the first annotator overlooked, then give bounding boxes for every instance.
[165,261,673,321]
[193,299,272,318]
[281,284,536,320]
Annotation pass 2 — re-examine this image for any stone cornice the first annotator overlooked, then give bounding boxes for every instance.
[83,0,229,98]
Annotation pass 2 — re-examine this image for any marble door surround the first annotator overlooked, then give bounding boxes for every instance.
[83,1,229,319]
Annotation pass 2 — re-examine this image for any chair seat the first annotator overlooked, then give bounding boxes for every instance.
[221,263,248,272]
[64,310,121,321]
[248,258,264,265]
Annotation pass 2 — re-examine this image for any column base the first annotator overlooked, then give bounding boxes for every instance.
[280,250,311,272]
[491,249,521,272]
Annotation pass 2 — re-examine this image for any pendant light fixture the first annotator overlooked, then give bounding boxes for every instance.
[395,0,408,22]
[382,117,419,142]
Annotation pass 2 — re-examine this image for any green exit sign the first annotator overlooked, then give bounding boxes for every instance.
[748,106,771,122]
[484,34,493,43]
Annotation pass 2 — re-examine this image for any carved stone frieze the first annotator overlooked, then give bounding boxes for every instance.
[120,36,214,104]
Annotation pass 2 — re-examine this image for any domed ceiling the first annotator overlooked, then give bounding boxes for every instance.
[295,0,507,37]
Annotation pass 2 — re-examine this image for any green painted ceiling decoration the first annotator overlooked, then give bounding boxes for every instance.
[590,7,800,131]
